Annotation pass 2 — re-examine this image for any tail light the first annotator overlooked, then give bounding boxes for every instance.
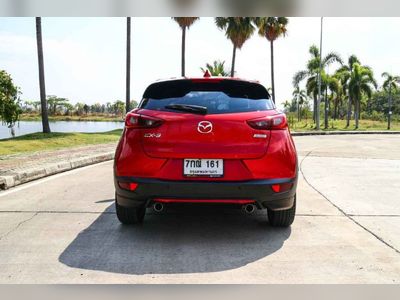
[125,112,163,129]
[247,114,287,130]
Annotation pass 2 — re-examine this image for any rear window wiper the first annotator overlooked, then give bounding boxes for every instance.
[164,104,208,115]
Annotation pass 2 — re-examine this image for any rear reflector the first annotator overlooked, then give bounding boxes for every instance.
[118,182,138,191]
[271,183,293,193]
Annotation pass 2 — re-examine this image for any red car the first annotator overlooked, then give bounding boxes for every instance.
[114,75,298,227]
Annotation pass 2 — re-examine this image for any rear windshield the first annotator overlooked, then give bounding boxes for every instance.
[140,91,274,114]
[139,79,274,114]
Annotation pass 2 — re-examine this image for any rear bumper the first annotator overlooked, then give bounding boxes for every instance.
[114,176,297,211]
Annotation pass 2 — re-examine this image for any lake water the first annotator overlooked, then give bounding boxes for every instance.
[0,121,124,140]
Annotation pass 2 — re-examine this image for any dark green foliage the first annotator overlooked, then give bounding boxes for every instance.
[0,70,21,128]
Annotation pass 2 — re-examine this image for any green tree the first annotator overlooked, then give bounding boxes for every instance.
[35,17,51,133]
[200,60,229,76]
[46,95,69,115]
[292,86,307,121]
[215,17,255,77]
[282,99,292,112]
[32,101,41,112]
[74,102,85,116]
[331,71,347,120]
[129,100,138,110]
[255,17,288,103]
[83,104,89,115]
[324,75,340,121]
[335,55,361,127]
[348,63,377,129]
[63,103,74,116]
[382,72,400,129]
[0,70,22,134]
[172,17,200,77]
[293,45,342,125]
[113,100,125,116]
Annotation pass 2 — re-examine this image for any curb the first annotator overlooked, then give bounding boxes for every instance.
[291,131,400,136]
[0,152,114,190]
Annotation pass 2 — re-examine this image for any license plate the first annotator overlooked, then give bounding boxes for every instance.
[183,159,224,177]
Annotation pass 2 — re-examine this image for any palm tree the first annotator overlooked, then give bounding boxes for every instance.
[305,71,329,120]
[325,75,340,120]
[200,60,229,76]
[255,17,288,103]
[382,72,400,129]
[282,100,292,112]
[330,72,345,120]
[335,55,361,127]
[126,17,131,113]
[172,17,199,77]
[35,17,50,133]
[215,17,255,77]
[293,45,342,125]
[292,87,307,121]
[348,63,377,129]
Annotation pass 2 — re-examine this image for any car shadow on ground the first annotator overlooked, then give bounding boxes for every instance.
[59,202,291,275]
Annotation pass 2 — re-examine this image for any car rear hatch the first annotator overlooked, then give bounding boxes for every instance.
[136,78,276,159]
[140,109,276,159]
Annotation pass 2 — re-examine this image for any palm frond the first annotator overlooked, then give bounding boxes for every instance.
[292,70,309,87]
[322,52,343,67]
[172,17,199,29]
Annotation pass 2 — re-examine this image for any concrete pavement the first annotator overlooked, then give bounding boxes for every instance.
[0,135,399,283]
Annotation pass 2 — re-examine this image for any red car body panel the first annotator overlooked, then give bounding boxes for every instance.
[115,112,297,181]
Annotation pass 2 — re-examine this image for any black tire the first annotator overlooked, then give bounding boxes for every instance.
[267,196,296,227]
[115,199,146,225]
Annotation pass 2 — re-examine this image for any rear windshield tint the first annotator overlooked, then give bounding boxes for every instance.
[140,79,274,114]
[140,91,274,114]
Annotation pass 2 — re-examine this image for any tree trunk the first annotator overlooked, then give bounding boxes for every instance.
[35,17,50,134]
[324,87,328,129]
[346,95,352,127]
[231,44,236,77]
[388,86,392,130]
[270,40,276,103]
[297,97,300,122]
[334,98,338,120]
[328,94,331,118]
[181,26,186,77]
[313,95,317,123]
[355,99,359,129]
[125,17,131,113]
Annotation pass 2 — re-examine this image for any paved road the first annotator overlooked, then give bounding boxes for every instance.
[0,135,399,283]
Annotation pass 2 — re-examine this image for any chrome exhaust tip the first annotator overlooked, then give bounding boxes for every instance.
[243,204,256,214]
[153,202,164,212]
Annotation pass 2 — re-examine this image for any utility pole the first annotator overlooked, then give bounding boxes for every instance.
[388,84,392,130]
[316,17,323,130]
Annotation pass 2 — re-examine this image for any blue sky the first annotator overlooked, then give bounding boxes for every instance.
[1,17,399,109]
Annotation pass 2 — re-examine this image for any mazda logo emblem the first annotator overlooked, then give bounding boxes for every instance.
[197,121,213,134]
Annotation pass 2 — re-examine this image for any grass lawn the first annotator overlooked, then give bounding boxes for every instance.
[289,118,400,132]
[0,129,122,156]
[20,113,123,122]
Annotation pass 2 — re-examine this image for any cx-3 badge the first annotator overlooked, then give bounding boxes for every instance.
[197,121,213,134]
